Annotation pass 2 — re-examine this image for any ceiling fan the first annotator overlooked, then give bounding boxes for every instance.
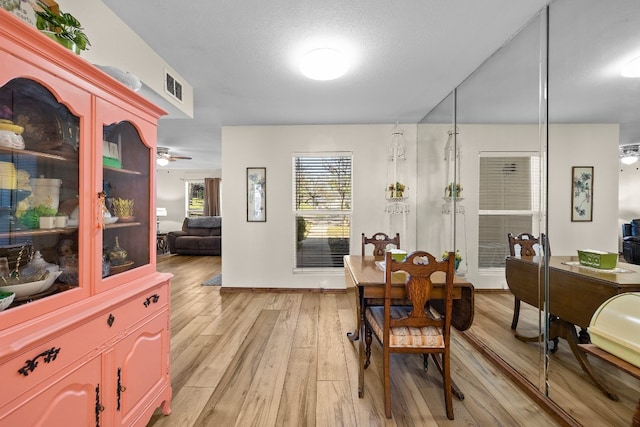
[156,146,192,166]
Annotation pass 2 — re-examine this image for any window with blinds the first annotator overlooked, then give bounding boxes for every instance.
[294,154,352,269]
[478,153,541,268]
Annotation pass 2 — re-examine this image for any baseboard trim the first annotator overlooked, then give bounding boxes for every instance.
[474,288,512,294]
[459,330,581,427]
[220,287,347,294]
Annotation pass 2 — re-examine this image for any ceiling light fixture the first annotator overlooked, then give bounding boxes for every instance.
[620,143,640,165]
[621,56,640,77]
[156,157,170,167]
[300,48,348,81]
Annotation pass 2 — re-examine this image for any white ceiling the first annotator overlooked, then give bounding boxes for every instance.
[101,0,551,170]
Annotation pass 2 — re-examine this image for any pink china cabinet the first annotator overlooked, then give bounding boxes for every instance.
[0,9,172,427]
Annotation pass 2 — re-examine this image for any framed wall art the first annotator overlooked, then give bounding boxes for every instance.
[247,167,266,222]
[571,166,593,222]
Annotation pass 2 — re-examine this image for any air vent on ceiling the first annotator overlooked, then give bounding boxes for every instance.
[164,70,183,103]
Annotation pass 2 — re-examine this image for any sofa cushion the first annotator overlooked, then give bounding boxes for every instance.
[186,227,215,237]
[187,216,221,228]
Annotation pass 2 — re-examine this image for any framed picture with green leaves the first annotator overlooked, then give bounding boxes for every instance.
[571,166,593,222]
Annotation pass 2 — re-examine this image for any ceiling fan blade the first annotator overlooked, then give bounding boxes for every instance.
[170,156,192,160]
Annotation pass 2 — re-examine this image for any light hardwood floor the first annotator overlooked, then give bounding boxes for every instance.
[468,292,638,427]
[148,255,571,426]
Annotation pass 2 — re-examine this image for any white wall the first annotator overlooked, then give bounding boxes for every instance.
[156,168,221,233]
[548,125,620,256]
[418,123,619,289]
[54,0,193,118]
[221,124,417,289]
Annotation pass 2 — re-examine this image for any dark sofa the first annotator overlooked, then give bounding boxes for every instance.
[167,216,221,255]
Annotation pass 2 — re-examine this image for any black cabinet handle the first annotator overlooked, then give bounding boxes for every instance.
[143,294,160,307]
[17,347,61,376]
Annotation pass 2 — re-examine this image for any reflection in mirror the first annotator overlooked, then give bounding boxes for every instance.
[453,7,548,400]
[546,0,640,423]
[416,0,640,424]
[417,91,454,253]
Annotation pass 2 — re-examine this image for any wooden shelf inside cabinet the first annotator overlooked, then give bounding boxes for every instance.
[0,226,78,239]
[103,166,142,175]
[105,222,142,229]
[0,146,76,163]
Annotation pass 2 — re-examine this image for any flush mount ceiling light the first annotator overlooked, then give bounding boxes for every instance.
[300,48,349,81]
[621,56,640,77]
[620,143,640,165]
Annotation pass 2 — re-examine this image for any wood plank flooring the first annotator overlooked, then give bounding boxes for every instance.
[147,254,612,426]
[467,292,638,427]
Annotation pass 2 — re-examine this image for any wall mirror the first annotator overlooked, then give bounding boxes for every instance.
[418,0,638,424]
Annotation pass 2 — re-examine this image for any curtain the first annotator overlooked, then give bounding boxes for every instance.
[203,177,221,216]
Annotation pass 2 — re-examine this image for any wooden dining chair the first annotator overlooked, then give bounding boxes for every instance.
[360,251,457,419]
[507,232,544,330]
[348,232,401,341]
[361,232,400,258]
[507,232,562,351]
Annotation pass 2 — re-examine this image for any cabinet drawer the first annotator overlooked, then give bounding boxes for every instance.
[0,314,108,407]
[0,284,169,407]
[104,284,169,333]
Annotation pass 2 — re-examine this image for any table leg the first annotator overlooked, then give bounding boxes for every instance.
[515,315,560,352]
[515,317,618,400]
[556,320,619,401]
[346,285,364,342]
[358,332,365,398]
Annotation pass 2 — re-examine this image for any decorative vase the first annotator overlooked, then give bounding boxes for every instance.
[108,236,127,266]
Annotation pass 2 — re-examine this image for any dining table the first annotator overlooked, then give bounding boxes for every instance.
[505,255,640,401]
[343,255,475,340]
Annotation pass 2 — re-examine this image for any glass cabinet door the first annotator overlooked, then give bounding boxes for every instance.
[0,77,82,313]
[97,99,153,289]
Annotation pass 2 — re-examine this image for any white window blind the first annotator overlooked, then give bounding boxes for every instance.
[478,153,541,268]
[294,154,352,269]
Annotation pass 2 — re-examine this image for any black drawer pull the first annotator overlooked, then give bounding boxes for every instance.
[18,347,61,376]
[143,294,160,307]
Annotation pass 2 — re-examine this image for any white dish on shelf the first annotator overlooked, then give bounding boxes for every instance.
[104,216,119,225]
[0,270,62,298]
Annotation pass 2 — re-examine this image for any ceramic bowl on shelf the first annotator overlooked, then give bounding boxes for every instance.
[0,270,62,298]
[117,216,135,223]
[0,291,15,311]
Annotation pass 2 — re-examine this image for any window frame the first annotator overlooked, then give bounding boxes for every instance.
[185,179,205,217]
[477,151,542,269]
[292,152,353,271]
